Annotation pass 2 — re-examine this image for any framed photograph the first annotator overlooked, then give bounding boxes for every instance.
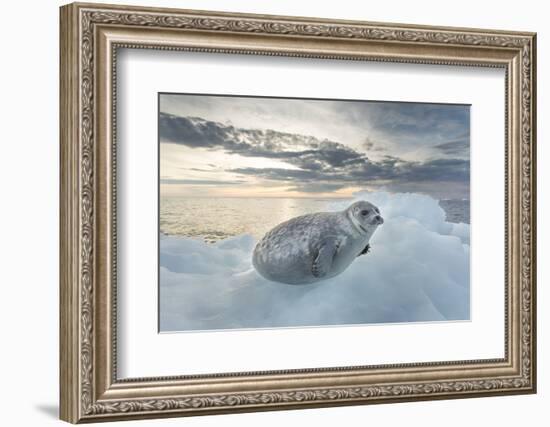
[60,2,537,423]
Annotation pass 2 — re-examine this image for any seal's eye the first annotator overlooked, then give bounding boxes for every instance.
[360,209,370,216]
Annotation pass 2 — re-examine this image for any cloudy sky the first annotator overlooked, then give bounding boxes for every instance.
[159,94,470,199]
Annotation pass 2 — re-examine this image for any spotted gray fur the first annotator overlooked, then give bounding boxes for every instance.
[252,201,383,285]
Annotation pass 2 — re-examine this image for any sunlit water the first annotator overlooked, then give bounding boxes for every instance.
[160,196,469,243]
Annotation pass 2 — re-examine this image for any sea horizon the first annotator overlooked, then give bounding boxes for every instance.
[160,193,469,243]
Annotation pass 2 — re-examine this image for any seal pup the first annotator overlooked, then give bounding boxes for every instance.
[252,201,384,285]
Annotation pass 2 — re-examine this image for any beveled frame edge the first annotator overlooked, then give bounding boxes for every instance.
[59,2,537,423]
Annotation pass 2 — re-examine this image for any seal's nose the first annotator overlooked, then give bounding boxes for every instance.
[375,215,384,225]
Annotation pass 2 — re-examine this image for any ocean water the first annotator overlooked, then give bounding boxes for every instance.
[160,196,469,243]
[439,199,470,224]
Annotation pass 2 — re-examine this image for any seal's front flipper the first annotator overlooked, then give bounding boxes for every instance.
[312,239,338,278]
[358,243,371,257]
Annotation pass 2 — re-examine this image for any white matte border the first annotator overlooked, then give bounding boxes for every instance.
[117,49,505,378]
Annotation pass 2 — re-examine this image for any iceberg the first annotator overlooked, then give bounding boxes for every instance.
[160,191,470,332]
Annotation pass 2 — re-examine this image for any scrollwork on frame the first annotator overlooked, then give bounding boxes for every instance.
[71,6,535,419]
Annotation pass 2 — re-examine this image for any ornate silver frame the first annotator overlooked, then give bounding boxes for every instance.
[60,2,537,423]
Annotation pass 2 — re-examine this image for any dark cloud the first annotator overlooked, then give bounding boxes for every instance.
[160,113,367,170]
[230,157,468,186]
[342,102,470,136]
[186,167,215,172]
[160,112,469,196]
[434,138,470,156]
[362,137,386,152]
[230,168,320,181]
[290,182,348,193]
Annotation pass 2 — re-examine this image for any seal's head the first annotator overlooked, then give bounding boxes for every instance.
[346,200,384,234]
